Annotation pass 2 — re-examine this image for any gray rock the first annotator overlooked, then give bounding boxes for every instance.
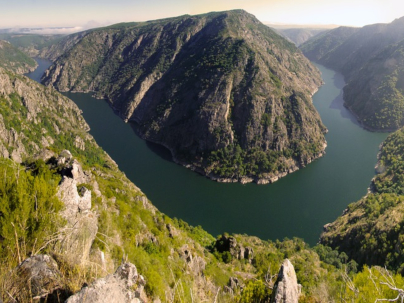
[65,263,146,303]
[270,259,301,303]
[56,155,97,264]
[16,254,61,298]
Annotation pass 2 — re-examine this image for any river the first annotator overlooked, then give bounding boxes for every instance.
[26,59,388,245]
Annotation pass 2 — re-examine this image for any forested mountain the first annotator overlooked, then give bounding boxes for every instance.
[301,17,404,130]
[41,10,327,184]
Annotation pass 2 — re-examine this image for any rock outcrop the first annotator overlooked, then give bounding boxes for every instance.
[65,262,147,303]
[0,67,90,163]
[55,151,98,264]
[270,259,300,303]
[42,10,326,183]
[16,254,61,299]
[215,234,254,262]
[0,40,37,74]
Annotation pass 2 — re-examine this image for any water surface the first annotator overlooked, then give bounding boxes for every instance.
[27,60,388,245]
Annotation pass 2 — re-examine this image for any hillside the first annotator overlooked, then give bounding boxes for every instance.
[0,40,37,74]
[0,33,64,58]
[41,10,326,184]
[273,27,329,46]
[301,17,404,131]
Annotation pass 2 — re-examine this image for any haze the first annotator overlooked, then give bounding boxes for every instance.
[1,0,404,30]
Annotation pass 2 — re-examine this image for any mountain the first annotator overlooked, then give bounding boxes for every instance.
[0,40,37,74]
[301,17,404,131]
[273,28,330,46]
[41,10,326,184]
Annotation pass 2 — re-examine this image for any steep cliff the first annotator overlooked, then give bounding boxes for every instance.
[42,10,326,183]
[0,40,37,74]
[301,17,404,131]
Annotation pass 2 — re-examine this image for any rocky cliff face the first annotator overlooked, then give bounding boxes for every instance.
[301,17,404,131]
[271,259,300,303]
[66,262,147,303]
[42,10,326,183]
[0,40,37,74]
[0,67,90,163]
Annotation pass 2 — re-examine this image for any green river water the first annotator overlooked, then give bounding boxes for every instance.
[27,60,388,245]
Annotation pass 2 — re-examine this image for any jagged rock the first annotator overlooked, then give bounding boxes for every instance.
[215,235,254,262]
[58,177,91,214]
[32,148,56,162]
[58,149,73,165]
[270,259,301,303]
[56,176,97,263]
[16,254,61,298]
[166,224,178,238]
[74,136,86,150]
[244,247,254,261]
[228,277,242,290]
[55,152,98,264]
[138,195,156,214]
[179,245,206,276]
[65,262,146,303]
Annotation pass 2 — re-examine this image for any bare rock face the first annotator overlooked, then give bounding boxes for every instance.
[55,151,98,264]
[16,254,61,298]
[271,259,301,303]
[215,234,254,262]
[65,262,147,303]
[42,10,326,183]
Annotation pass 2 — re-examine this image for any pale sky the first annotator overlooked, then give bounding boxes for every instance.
[1,0,404,30]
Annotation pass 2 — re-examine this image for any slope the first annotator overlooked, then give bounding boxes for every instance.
[301,17,404,131]
[42,10,327,184]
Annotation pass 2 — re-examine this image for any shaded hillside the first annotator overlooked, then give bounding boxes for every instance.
[273,27,329,46]
[0,40,37,74]
[301,17,404,131]
[42,10,326,184]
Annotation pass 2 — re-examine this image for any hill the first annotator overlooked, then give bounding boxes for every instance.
[41,10,327,184]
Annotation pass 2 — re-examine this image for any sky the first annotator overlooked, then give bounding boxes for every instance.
[2,0,404,31]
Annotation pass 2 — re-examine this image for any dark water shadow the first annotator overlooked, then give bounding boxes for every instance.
[332,73,345,90]
[129,122,175,163]
[329,75,362,126]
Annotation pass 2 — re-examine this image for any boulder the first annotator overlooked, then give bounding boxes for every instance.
[65,262,146,303]
[270,259,301,303]
[16,254,61,298]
